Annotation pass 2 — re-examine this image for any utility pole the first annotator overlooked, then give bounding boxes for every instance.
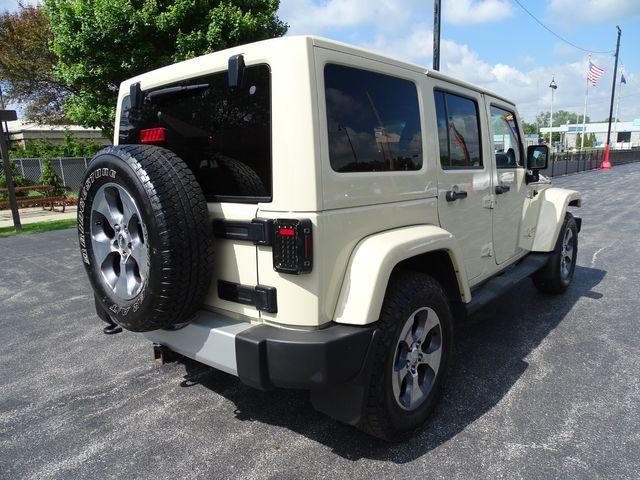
[602,26,621,169]
[433,0,441,71]
[0,110,21,231]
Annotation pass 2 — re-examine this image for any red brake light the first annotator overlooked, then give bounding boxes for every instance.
[273,219,313,274]
[139,127,166,144]
[278,227,295,237]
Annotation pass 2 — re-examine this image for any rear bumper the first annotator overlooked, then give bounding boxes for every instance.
[143,310,376,391]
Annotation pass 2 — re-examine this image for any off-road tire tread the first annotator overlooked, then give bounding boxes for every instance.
[87,145,214,331]
[218,157,266,197]
[532,212,577,294]
[358,271,452,441]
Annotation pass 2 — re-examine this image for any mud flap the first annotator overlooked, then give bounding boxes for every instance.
[310,329,381,426]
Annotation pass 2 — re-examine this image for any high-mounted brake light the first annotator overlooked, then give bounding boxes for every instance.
[273,219,313,275]
[139,127,167,144]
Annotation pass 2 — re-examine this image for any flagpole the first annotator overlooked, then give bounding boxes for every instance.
[612,64,623,149]
[580,54,590,151]
[580,79,589,150]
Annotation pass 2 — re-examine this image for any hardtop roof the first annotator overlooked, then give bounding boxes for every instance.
[123,35,515,106]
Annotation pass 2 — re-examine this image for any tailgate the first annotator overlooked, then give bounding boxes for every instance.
[204,202,260,320]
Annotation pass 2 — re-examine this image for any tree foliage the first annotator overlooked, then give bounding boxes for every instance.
[536,110,589,128]
[44,0,288,136]
[0,3,72,124]
[522,121,538,135]
[0,160,30,198]
[38,157,65,195]
[11,132,102,158]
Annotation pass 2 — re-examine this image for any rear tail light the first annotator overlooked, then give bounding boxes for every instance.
[139,127,167,144]
[273,219,313,274]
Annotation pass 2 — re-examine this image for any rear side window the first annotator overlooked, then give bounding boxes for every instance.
[324,64,422,173]
[434,90,483,169]
[119,64,271,202]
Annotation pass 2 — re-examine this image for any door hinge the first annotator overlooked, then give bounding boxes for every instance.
[481,242,494,257]
[483,195,496,209]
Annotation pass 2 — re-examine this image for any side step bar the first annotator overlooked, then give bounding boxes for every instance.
[464,252,551,316]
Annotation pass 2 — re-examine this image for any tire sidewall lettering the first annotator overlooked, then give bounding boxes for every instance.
[78,156,148,321]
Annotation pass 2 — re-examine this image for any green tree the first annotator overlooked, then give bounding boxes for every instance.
[536,110,588,128]
[0,4,72,123]
[522,121,538,135]
[44,0,288,136]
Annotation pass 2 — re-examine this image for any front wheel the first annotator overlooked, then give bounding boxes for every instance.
[357,272,454,441]
[532,213,578,294]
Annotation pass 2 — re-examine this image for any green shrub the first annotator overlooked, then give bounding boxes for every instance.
[38,158,65,196]
[0,162,32,199]
[10,132,103,159]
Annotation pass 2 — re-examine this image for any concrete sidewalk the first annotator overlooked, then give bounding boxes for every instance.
[0,205,77,228]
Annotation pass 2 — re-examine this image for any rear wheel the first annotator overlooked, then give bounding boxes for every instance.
[532,213,578,294]
[358,272,454,441]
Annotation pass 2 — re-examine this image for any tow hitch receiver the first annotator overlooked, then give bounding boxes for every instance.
[153,344,180,365]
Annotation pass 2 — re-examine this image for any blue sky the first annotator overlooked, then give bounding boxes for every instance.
[278,0,640,122]
[2,0,639,122]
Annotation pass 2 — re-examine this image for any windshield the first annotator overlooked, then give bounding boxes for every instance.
[119,64,272,202]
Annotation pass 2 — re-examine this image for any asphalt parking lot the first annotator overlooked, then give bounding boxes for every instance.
[2,163,639,479]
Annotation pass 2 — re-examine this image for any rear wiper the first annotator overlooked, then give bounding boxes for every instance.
[147,83,210,101]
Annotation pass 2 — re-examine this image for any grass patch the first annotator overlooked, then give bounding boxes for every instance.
[0,218,77,238]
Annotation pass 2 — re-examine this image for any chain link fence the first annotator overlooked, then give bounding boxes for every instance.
[13,157,90,193]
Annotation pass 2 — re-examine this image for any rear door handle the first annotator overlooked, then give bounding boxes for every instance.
[495,185,511,194]
[445,190,468,202]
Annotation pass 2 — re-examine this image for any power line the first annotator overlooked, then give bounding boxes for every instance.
[512,0,614,54]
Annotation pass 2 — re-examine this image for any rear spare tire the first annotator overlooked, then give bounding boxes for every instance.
[78,145,214,332]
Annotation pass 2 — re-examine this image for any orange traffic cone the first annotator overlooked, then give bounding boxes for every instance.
[600,144,612,170]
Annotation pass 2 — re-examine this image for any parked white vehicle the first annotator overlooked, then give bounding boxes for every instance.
[78,36,581,440]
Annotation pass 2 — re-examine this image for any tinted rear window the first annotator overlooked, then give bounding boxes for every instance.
[119,64,271,201]
[324,64,422,173]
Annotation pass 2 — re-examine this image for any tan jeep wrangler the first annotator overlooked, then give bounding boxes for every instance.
[78,36,581,441]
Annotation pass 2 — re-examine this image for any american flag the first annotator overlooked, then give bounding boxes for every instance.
[587,61,605,86]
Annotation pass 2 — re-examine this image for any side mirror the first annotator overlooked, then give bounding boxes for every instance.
[228,54,245,90]
[527,144,549,170]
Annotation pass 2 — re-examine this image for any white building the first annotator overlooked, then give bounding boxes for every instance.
[5,120,111,148]
[540,120,640,150]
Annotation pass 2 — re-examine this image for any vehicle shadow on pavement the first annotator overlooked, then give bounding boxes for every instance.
[180,265,605,462]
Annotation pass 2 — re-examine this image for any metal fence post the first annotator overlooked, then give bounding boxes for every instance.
[550,156,555,177]
[84,157,88,168]
[19,158,24,176]
[59,158,67,186]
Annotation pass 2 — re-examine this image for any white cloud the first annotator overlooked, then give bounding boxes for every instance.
[444,0,513,25]
[362,22,626,122]
[279,0,422,34]
[278,1,640,122]
[548,0,640,24]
